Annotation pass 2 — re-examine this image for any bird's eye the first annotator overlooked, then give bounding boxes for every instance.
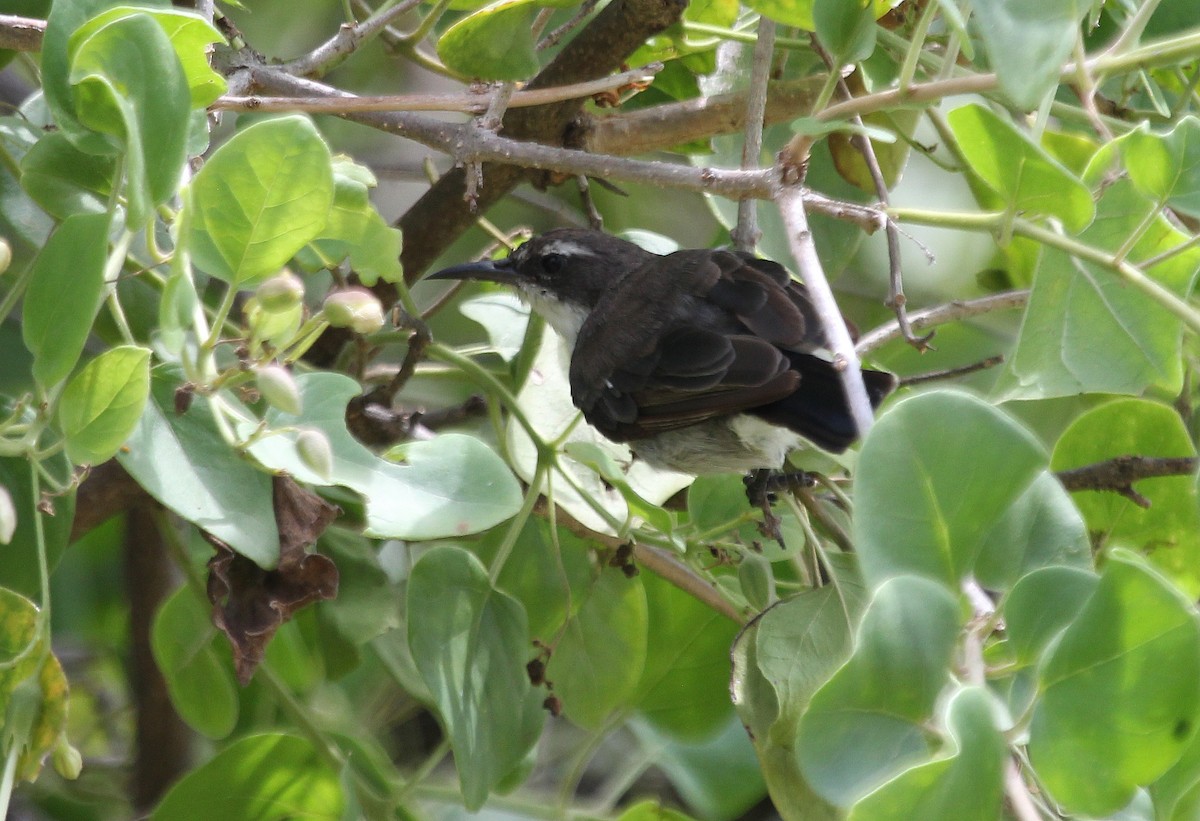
[542,253,565,273]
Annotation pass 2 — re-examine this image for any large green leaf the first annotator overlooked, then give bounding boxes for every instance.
[437,0,541,81]
[742,0,896,30]
[151,586,238,739]
[633,572,741,740]
[1120,116,1200,217]
[969,0,1085,110]
[797,575,961,807]
[183,116,334,285]
[308,157,402,286]
[22,211,111,389]
[243,373,522,540]
[730,566,866,821]
[73,7,227,107]
[406,546,545,811]
[150,733,342,820]
[58,345,151,466]
[1051,398,1200,595]
[546,569,648,730]
[974,470,1091,590]
[41,0,167,154]
[118,370,277,567]
[68,12,191,226]
[996,180,1200,400]
[20,131,116,218]
[853,390,1045,588]
[847,687,1006,821]
[1003,565,1098,666]
[814,0,876,64]
[947,103,1094,231]
[1029,550,1200,817]
[631,716,768,820]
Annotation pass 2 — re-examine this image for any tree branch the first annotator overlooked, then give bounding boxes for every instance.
[1056,455,1197,508]
[855,290,1030,355]
[213,63,663,115]
[0,14,44,52]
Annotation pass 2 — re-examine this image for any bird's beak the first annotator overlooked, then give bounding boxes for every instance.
[426,256,515,284]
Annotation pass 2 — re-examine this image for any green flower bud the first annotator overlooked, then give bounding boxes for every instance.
[255,271,305,313]
[323,288,386,335]
[296,428,334,481]
[52,733,83,780]
[0,238,12,276]
[255,365,302,416]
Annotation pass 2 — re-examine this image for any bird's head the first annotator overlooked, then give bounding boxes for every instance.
[427,229,654,341]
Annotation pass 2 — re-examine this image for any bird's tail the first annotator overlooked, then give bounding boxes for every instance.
[756,353,896,453]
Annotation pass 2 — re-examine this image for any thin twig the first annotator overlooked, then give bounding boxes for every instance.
[897,355,1005,387]
[813,37,931,350]
[214,63,664,114]
[282,0,426,77]
[732,17,774,253]
[855,290,1030,355]
[538,0,602,51]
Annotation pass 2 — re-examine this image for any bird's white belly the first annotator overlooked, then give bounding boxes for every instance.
[629,415,801,474]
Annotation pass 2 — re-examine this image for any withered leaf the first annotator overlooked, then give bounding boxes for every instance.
[206,476,340,684]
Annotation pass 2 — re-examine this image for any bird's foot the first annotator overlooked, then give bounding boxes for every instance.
[744,469,815,547]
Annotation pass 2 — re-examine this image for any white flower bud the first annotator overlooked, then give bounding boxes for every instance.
[323,288,386,335]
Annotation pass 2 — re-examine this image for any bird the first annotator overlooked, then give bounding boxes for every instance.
[428,228,895,476]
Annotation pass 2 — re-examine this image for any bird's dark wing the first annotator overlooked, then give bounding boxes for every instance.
[569,249,825,441]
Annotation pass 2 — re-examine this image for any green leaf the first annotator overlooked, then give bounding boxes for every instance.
[1029,550,1200,817]
[1004,565,1098,666]
[150,733,343,820]
[245,373,523,540]
[406,546,545,810]
[997,180,1200,399]
[614,801,698,821]
[846,687,1007,821]
[798,575,961,807]
[744,0,896,30]
[0,454,74,601]
[947,103,1094,231]
[1051,398,1200,594]
[308,157,402,286]
[0,587,43,703]
[42,0,167,154]
[22,211,111,389]
[473,519,596,639]
[631,716,768,820]
[458,292,530,362]
[853,390,1045,588]
[969,0,1085,110]
[731,568,866,821]
[20,131,116,218]
[183,115,334,285]
[814,0,876,64]
[1120,116,1200,217]
[630,572,740,739]
[73,7,227,107]
[437,0,541,81]
[974,470,1092,590]
[58,345,151,465]
[151,586,238,739]
[69,12,191,225]
[546,569,648,729]
[118,370,277,567]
